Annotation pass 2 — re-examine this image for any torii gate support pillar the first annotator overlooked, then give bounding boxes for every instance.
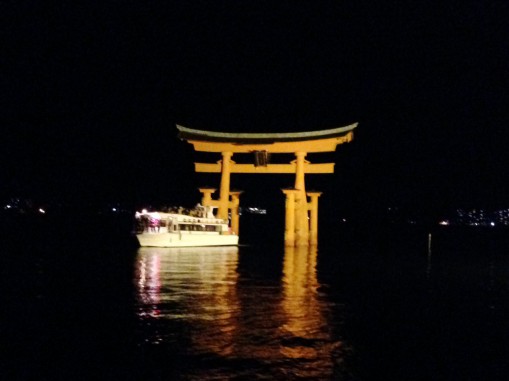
[218,151,233,221]
[282,189,298,247]
[229,191,242,235]
[294,151,309,246]
[307,192,322,246]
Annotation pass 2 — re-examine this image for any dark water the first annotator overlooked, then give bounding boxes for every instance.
[2,215,509,380]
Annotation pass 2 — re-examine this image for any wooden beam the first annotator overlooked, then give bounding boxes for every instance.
[186,132,353,153]
[195,162,335,174]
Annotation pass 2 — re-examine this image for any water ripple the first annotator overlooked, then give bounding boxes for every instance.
[134,246,350,379]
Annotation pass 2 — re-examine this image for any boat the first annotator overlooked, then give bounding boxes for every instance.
[135,204,239,247]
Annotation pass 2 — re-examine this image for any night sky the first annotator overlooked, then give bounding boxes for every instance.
[2,1,509,215]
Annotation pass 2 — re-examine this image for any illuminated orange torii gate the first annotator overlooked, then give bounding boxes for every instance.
[177,123,357,246]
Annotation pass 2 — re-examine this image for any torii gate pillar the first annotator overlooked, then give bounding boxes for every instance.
[307,191,322,246]
[282,189,298,247]
[218,151,233,220]
[294,151,309,246]
[229,190,242,235]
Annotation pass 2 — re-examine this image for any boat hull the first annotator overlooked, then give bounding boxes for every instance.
[136,231,239,247]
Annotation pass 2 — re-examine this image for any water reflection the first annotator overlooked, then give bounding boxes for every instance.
[135,246,240,353]
[134,246,347,379]
[280,246,344,377]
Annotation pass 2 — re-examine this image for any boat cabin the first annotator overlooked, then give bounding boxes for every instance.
[135,206,230,235]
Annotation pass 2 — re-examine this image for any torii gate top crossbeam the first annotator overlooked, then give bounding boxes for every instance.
[177,123,357,153]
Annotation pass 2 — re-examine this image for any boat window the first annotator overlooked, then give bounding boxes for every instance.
[178,224,218,232]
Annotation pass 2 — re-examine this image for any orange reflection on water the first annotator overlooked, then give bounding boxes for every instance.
[279,246,342,376]
[135,246,240,355]
[134,245,346,379]
[281,246,320,338]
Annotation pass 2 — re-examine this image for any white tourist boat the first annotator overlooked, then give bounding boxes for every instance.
[135,205,238,247]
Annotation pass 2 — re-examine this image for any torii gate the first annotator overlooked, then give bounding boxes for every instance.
[177,123,357,246]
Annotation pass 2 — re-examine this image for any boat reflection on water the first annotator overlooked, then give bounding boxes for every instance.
[134,246,348,379]
[135,246,240,354]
